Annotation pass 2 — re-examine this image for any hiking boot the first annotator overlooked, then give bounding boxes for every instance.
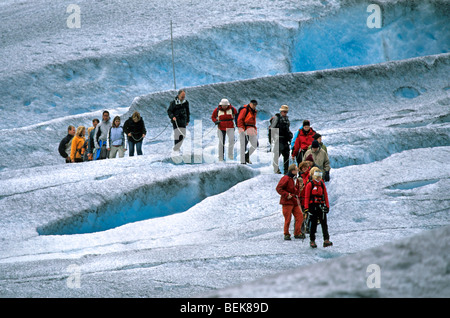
[310,241,317,248]
[323,240,333,247]
[284,234,291,241]
[245,152,252,164]
[294,233,305,239]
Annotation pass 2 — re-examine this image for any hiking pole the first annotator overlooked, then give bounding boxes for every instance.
[170,20,176,90]
[204,120,221,137]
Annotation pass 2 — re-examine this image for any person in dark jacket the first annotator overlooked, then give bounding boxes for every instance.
[167,89,190,153]
[270,105,293,174]
[123,111,146,156]
[276,164,305,240]
[58,125,75,163]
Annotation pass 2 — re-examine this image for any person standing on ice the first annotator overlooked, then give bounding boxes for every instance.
[211,98,237,161]
[123,111,146,156]
[58,125,75,163]
[94,110,112,160]
[269,105,293,174]
[276,163,305,240]
[298,161,312,207]
[291,120,316,165]
[304,167,332,248]
[307,133,327,153]
[70,126,86,163]
[168,89,190,154]
[237,100,258,164]
[303,140,331,182]
[107,116,127,159]
[86,118,99,161]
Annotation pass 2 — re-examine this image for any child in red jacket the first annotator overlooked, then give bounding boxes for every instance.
[276,164,305,240]
[304,167,333,248]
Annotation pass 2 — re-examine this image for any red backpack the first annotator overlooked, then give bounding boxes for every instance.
[308,179,325,204]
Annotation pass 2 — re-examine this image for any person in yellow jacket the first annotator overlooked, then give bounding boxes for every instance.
[70,126,86,163]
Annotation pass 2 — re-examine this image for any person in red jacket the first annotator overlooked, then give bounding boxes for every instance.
[292,120,316,165]
[304,167,332,248]
[276,164,305,240]
[298,161,313,207]
[212,98,237,161]
[237,100,258,164]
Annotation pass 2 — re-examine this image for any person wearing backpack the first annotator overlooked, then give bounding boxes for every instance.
[269,105,293,174]
[304,167,332,248]
[291,120,316,165]
[237,100,258,164]
[70,126,86,163]
[276,164,305,240]
[303,140,331,182]
[211,98,237,161]
[307,133,328,153]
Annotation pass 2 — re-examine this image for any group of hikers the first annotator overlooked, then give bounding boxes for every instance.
[58,89,332,247]
[58,110,147,162]
[269,104,332,248]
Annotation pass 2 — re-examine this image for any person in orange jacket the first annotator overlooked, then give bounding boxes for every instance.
[276,164,305,240]
[70,126,86,163]
[237,100,258,164]
[211,98,237,161]
[304,166,332,248]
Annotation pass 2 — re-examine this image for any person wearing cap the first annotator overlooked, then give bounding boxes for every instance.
[237,100,258,164]
[303,139,331,182]
[211,98,237,161]
[307,132,328,153]
[292,120,316,165]
[304,167,332,248]
[269,105,293,174]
